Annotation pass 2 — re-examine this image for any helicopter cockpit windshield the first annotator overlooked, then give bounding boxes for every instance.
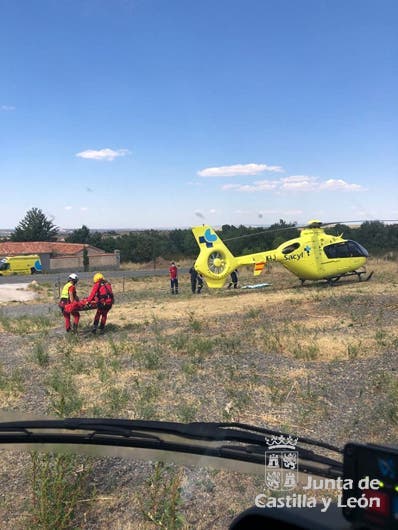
[323,240,369,259]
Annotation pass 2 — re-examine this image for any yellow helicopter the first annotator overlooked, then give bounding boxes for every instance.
[192,220,373,288]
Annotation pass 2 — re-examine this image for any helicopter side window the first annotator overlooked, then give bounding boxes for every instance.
[324,243,350,258]
[281,243,300,255]
[324,245,337,258]
[323,241,368,259]
[0,261,10,271]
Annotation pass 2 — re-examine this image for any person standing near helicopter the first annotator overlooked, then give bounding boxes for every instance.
[227,269,239,289]
[196,273,204,294]
[169,261,179,294]
[189,263,198,294]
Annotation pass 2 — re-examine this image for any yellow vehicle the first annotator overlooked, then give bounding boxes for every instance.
[0,255,42,276]
[192,220,372,288]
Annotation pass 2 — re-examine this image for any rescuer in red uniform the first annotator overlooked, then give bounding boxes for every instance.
[85,272,114,333]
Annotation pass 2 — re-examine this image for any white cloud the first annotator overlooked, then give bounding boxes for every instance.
[282,175,315,183]
[222,175,364,193]
[80,207,88,211]
[221,184,241,191]
[222,180,279,192]
[197,163,284,177]
[280,175,318,191]
[64,206,73,211]
[319,179,364,191]
[209,209,216,214]
[1,105,15,111]
[75,148,130,161]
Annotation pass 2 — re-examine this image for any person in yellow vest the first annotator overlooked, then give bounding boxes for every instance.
[58,273,80,332]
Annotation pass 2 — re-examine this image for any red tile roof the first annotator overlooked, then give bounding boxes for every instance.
[0,242,103,256]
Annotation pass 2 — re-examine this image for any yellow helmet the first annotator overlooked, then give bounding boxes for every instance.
[93,272,104,283]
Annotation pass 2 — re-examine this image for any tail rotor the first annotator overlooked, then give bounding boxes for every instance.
[192,225,237,288]
[207,250,228,275]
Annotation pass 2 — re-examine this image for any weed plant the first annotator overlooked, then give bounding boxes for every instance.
[30,452,91,530]
[134,381,160,419]
[141,462,185,530]
[46,370,83,417]
[0,315,53,334]
[292,343,319,360]
[0,364,24,394]
[104,385,130,415]
[176,401,198,423]
[32,340,50,367]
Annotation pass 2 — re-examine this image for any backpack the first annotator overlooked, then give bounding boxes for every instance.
[97,281,114,309]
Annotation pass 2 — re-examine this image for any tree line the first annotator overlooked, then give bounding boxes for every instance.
[5,208,398,263]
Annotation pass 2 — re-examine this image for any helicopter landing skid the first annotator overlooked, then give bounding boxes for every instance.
[326,269,374,285]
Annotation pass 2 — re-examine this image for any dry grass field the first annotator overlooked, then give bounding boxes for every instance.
[0,258,398,529]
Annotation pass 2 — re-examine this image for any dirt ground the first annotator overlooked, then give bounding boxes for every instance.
[0,283,38,302]
[0,260,397,529]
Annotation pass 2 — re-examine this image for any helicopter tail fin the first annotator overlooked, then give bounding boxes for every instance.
[192,226,238,288]
[192,226,273,288]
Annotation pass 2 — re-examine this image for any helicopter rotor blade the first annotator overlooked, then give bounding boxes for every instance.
[223,224,299,242]
[321,219,398,227]
[222,219,398,242]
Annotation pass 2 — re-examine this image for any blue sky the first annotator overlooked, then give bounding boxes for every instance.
[1,0,397,229]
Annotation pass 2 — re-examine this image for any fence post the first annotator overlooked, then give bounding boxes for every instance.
[57,274,61,299]
[83,246,90,272]
[114,249,121,269]
[53,275,61,300]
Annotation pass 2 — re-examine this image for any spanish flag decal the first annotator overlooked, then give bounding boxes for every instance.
[254,262,265,272]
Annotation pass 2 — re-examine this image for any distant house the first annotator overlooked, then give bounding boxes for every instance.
[0,242,120,272]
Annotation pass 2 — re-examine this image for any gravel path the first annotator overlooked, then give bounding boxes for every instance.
[0,283,38,302]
